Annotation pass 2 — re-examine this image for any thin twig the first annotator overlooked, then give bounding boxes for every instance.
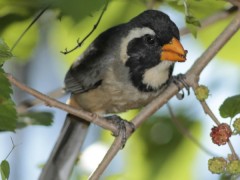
[10,5,50,52]
[5,137,17,160]
[6,73,117,133]
[192,82,238,159]
[60,0,108,55]
[227,141,239,160]
[199,100,221,125]
[167,103,216,157]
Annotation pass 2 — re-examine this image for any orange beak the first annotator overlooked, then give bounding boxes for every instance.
[160,37,187,62]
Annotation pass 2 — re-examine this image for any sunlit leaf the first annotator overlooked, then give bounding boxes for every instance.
[17,111,53,128]
[219,95,240,119]
[0,160,10,180]
[0,39,12,64]
[55,0,106,22]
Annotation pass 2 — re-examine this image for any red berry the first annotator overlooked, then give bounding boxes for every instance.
[210,123,232,146]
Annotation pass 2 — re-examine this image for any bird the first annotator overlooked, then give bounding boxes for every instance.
[39,10,187,180]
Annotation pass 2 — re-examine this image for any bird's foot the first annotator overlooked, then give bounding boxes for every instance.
[171,74,190,100]
[105,115,135,148]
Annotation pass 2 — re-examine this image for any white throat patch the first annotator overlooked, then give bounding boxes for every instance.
[142,61,173,89]
[120,27,155,63]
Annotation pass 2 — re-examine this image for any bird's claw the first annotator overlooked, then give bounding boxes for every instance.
[105,115,135,148]
[171,74,190,100]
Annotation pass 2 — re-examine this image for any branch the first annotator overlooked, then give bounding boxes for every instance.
[7,8,240,179]
[15,6,237,113]
[6,74,117,133]
[89,11,240,178]
[180,6,238,36]
[191,82,239,159]
[60,0,108,55]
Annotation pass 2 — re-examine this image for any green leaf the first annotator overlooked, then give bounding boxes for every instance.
[0,67,12,99]
[0,99,17,131]
[0,67,17,131]
[219,95,240,119]
[17,111,53,129]
[0,160,10,180]
[186,15,201,27]
[0,39,12,64]
[55,0,106,22]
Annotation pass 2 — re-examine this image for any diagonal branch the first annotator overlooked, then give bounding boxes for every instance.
[15,6,237,113]
[6,8,240,180]
[6,74,117,133]
[89,11,240,179]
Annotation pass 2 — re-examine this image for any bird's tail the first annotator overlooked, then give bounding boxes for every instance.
[39,114,90,180]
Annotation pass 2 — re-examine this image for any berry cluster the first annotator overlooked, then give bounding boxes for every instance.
[210,123,232,146]
[208,119,240,176]
[208,157,240,174]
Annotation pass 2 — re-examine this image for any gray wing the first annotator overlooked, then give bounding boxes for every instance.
[64,44,110,94]
[64,26,123,94]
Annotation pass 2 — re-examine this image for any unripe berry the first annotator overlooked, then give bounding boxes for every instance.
[226,160,240,174]
[208,157,227,174]
[233,118,240,133]
[210,123,232,146]
[195,85,209,101]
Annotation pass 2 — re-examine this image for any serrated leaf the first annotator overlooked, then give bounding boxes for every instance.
[0,67,17,131]
[17,111,53,129]
[0,39,12,64]
[219,95,240,118]
[0,99,17,131]
[0,67,12,99]
[0,160,10,180]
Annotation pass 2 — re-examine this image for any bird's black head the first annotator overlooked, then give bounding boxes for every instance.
[120,10,187,92]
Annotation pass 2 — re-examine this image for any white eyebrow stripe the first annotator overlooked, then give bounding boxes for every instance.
[120,27,155,64]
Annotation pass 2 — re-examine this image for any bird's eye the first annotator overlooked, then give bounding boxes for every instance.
[144,35,156,45]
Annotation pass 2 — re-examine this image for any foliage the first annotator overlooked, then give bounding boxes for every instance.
[219,95,240,119]
[0,39,12,64]
[0,40,17,131]
[0,0,240,179]
[0,160,10,180]
[17,111,53,128]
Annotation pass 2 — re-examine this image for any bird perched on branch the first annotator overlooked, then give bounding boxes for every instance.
[40,10,187,180]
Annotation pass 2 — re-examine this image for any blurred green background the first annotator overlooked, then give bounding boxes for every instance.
[1,0,240,179]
